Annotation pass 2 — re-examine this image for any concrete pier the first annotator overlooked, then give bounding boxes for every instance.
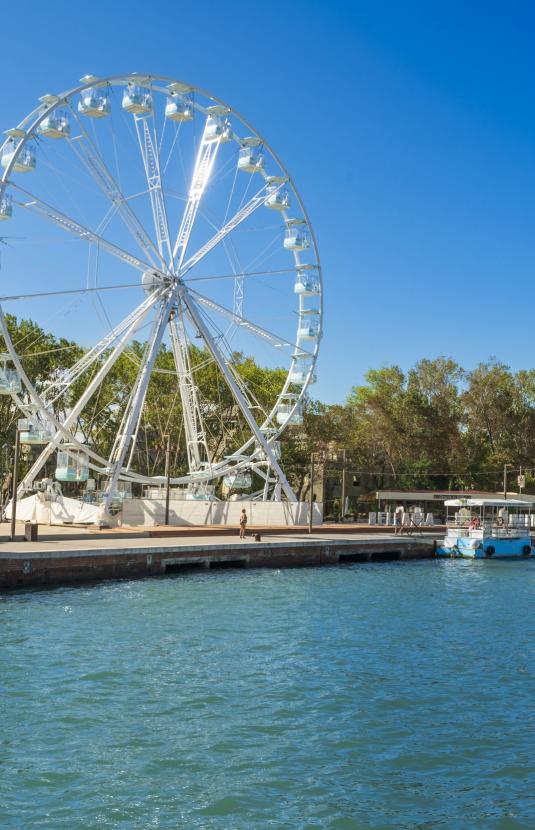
[0,527,436,590]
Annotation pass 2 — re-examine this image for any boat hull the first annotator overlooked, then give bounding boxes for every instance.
[437,535,532,559]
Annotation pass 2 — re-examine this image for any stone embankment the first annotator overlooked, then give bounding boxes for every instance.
[0,525,436,590]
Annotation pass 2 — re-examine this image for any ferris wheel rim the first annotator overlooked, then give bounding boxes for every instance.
[0,72,323,496]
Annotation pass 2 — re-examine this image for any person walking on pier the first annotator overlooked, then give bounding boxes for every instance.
[239,508,248,539]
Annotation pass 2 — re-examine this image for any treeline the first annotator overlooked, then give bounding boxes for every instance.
[1,315,534,498]
[290,357,535,497]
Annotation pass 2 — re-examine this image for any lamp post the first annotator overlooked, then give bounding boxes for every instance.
[503,463,512,500]
[308,452,315,535]
[9,424,21,542]
[164,433,171,526]
[340,449,347,523]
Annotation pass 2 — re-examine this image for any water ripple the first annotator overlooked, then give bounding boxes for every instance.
[1,560,534,828]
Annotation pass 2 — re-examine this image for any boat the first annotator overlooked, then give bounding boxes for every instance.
[436,498,533,558]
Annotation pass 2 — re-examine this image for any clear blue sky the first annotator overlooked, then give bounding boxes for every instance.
[1,0,534,404]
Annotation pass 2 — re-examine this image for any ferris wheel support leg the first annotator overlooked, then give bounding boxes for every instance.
[180,287,297,502]
[13,294,160,493]
[101,292,178,514]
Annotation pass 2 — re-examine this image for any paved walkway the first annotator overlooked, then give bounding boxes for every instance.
[0,521,437,557]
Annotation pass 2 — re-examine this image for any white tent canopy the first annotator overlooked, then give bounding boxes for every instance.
[5,493,101,525]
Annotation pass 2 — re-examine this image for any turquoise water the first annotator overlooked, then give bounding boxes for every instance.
[1,560,534,829]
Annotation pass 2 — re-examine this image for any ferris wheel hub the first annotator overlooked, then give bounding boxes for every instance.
[141,269,170,295]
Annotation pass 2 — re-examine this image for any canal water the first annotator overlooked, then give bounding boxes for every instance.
[1,560,534,829]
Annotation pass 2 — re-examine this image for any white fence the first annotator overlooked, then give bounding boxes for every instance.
[121,499,324,528]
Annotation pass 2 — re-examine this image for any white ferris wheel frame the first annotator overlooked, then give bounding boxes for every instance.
[0,73,323,508]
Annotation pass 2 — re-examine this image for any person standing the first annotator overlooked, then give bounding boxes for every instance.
[394,505,403,535]
[239,508,248,539]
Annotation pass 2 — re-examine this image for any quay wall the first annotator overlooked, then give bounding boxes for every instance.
[0,538,435,591]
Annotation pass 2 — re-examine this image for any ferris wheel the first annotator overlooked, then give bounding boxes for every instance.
[0,73,322,512]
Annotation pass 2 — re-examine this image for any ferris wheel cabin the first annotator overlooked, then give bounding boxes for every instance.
[294,268,321,296]
[297,309,320,341]
[289,362,316,385]
[265,180,291,210]
[275,394,303,426]
[0,194,12,220]
[238,137,264,173]
[255,436,282,461]
[17,417,53,445]
[122,84,152,115]
[78,87,111,118]
[37,112,70,139]
[222,471,252,490]
[284,220,310,251]
[205,114,232,142]
[1,139,36,173]
[0,355,21,393]
[165,94,194,122]
[55,447,90,483]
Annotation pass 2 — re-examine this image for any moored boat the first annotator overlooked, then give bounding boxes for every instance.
[436,498,533,559]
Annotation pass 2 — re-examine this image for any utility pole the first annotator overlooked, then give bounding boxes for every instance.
[503,463,511,500]
[164,433,171,526]
[308,452,315,535]
[340,449,347,524]
[9,425,21,542]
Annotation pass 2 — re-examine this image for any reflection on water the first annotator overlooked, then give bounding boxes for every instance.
[1,560,534,829]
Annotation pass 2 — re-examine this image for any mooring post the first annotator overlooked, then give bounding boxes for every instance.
[9,426,21,542]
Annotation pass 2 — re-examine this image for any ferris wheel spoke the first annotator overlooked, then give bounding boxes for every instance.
[132,104,173,267]
[0,282,142,303]
[187,288,314,358]
[183,267,296,284]
[40,288,165,404]
[169,305,211,474]
[67,105,165,270]
[180,287,297,501]
[172,115,224,270]
[10,182,152,273]
[178,181,280,279]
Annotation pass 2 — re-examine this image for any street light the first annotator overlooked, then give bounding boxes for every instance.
[308,451,325,534]
[503,463,513,500]
[308,452,315,534]
[9,424,21,541]
[164,433,171,526]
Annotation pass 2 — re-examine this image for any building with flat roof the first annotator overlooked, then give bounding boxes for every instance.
[375,490,535,521]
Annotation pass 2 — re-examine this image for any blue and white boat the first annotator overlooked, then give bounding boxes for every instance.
[436,498,533,559]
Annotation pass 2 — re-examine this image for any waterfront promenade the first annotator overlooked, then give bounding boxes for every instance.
[0,522,437,590]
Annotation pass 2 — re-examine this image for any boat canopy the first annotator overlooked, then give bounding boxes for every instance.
[444,498,531,508]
